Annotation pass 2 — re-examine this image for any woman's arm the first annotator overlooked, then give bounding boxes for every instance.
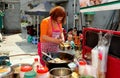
[60,32,65,42]
[42,35,63,44]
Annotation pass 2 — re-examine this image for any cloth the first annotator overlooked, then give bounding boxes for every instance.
[39,17,62,66]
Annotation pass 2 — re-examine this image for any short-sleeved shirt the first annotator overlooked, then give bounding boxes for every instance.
[40,17,63,42]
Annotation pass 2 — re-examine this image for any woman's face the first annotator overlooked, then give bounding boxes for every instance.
[57,17,63,23]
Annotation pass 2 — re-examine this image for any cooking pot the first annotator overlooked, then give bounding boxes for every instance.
[42,52,74,70]
[59,43,71,51]
[0,66,14,78]
[49,67,72,78]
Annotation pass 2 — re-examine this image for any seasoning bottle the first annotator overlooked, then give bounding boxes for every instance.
[20,65,32,78]
[36,65,49,78]
[78,60,87,76]
[32,58,41,72]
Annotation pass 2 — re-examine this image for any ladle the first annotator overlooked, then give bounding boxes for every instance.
[42,52,57,62]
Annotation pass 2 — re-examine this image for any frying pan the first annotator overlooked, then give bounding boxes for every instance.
[42,52,74,70]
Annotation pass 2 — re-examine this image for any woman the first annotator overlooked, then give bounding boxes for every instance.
[39,6,66,65]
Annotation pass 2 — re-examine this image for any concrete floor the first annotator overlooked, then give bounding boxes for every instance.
[0,33,39,65]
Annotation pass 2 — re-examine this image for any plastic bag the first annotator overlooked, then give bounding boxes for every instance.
[91,31,102,78]
[98,31,112,78]
[91,31,112,78]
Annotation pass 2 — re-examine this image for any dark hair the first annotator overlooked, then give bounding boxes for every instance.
[74,27,77,30]
[68,28,73,32]
[77,30,82,36]
[49,6,66,24]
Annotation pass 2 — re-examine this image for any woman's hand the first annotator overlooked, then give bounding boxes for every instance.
[57,38,64,44]
[42,35,64,44]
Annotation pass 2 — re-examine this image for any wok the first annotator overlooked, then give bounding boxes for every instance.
[42,52,74,70]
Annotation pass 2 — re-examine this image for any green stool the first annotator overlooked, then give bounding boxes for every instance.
[27,35,33,43]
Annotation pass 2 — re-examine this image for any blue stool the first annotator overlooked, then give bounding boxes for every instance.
[32,36,38,44]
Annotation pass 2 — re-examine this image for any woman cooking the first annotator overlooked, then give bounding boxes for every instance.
[39,6,66,66]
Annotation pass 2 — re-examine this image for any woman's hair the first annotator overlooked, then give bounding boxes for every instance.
[49,6,66,24]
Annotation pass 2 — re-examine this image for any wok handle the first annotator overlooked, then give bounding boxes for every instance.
[42,52,55,60]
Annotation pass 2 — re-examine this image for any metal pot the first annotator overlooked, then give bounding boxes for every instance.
[0,66,14,78]
[42,52,74,70]
[49,67,72,78]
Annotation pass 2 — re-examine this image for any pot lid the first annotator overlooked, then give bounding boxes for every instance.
[79,61,87,65]
[21,65,32,72]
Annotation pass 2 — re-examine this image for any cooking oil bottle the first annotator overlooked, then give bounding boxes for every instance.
[32,58,41,72]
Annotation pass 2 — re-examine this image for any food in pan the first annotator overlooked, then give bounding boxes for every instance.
[48,58,67,63]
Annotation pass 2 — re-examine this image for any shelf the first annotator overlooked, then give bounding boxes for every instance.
[80,1,120,13]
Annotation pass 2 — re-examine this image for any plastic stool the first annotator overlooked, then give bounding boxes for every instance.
[32,36,38,44]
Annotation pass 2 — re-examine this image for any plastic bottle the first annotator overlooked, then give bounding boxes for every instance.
[32,58,41,72]
[36,65,49,78]
[78,60,87,75]
[91,46,99,68]
[20,65,32,78]
[91,47,99,78]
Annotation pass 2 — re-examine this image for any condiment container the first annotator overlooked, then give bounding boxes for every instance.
[24,70,36,78]
[68,62,77,72]
[36,65,49,78]
[32,58,41,72]
[20,65,32,78]
[79,60,87,75]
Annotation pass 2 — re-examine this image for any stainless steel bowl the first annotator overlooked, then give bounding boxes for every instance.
[0,66,14,78]
[49,67,72,78]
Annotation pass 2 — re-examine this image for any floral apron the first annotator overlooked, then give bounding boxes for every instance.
[40,18,61,65]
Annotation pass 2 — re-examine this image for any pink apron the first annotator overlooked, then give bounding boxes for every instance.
[39,17,61,66]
